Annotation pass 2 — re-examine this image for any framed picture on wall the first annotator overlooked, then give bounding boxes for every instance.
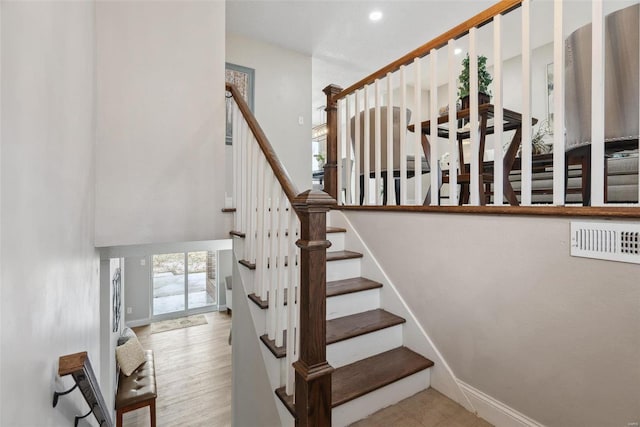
[225,63,255,145]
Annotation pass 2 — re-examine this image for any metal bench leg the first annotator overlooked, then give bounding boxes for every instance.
[150,399,157,427]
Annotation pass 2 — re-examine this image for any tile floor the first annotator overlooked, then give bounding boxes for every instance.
[349,388,492,427]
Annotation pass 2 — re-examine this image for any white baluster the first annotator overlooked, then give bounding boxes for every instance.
[267,175,278,341]
[493,14,504,205]
[232,103,240,230]
[345,95,352,205]
[354,89,361,206]
[413,58,422,205]
[244,133,253,263]
[553,0,566,206]
[448,39,459,205]
[591,0,605,206]
[275,190,287,348]
[400,66,408,205]
[375,79,382,205]
[337,98,344,205]
[364,85,371,204]
[249,143,258,264]
[469,27,480,205]
[285,208,296,395]
[387,72,395,205]
[429,49,439,206]
[521,0,533,205]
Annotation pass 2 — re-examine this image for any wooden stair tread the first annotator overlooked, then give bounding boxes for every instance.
[260,309,405,357]
[327,250,363,262]
[332,347,434,407]
[238,259,255,270]
[326,309,405,345]
[250,277,380,310]
[229,230,245,238]
[275,347,433,415]
[327,226,347,233]
[326,277,382,297]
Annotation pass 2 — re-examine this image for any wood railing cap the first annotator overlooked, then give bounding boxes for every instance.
[293,190,337,209]
[323,84,343,97]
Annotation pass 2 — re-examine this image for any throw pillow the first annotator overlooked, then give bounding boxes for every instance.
[115,337,146,376]
[117,327,137,346]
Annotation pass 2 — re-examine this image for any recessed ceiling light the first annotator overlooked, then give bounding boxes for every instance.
[454,48,463,55]
[369,10,383,22]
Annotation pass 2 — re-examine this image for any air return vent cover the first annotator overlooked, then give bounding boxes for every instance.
[570,221,640,264]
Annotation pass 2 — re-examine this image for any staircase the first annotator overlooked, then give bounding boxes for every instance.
[237,222,434,426]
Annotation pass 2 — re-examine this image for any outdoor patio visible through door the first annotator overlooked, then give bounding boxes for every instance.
[152,251,216,318]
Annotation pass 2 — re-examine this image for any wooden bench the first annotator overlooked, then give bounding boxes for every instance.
[115,350,157,427]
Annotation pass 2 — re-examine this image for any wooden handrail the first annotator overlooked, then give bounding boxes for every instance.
[334,0,522,100]
[226,83,300,203]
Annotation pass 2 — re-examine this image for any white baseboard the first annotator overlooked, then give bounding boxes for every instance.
[125,318,150,328]
[458,380,545,427]
[217,304,227,311]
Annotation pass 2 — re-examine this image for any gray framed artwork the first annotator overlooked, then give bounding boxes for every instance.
[225,62,255,145]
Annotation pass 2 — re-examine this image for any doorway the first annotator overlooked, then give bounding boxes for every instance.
[151,251,216,319]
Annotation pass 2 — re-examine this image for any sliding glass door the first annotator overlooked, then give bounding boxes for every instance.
[152,251,216,318]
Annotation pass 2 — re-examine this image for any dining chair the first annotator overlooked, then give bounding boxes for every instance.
[349,107,429,205]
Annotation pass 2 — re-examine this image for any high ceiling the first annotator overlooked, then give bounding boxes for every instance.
[226,0,636,125]
[226,0,495,123]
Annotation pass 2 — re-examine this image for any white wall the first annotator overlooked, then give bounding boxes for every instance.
[226,33,312,191]
[1,2,101,425]
[95,1,230,247]
[343,211,640,426]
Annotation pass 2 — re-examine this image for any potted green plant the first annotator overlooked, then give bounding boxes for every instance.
[457,53,492,109]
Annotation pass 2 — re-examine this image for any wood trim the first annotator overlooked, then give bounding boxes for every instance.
[226,83,300,203]
[335,0,523,100]
[323,84,343,201]
[221,208,236,213]
[336,205,640,218]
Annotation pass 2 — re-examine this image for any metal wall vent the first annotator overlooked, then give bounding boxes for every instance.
[570,221,640,264]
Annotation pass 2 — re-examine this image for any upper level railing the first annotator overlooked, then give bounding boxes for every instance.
[227,83,334,426]
[324,0,640,211]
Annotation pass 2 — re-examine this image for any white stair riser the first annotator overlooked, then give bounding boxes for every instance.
[326,258,362,282]
[327,325,403,368]
[331,369,431,427]
[326,288,380,320]
[327,232,346,252]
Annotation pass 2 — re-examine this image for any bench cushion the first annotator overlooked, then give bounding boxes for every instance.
[116,350,156,410]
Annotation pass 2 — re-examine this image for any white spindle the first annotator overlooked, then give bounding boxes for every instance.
[285,208,297,395]
[337,98,344,205]
[448,40,459,205]
[275,191,287,348]
[238,117,246,233]
[429,49,439,206]
[345,95,352,205]
[400,66,408,205]
[591,0,605,206]
[469,27,480,205]
[233,103,240,230]
[267,174,278,341]
[354,90,361,205]
[386,73,395,205]
[414,57,423,205]
[244,138,254,263]
[375,79,382,205]
[364,86,371,204]
[258,161,270,301]
[553,0,566,205]
[521,0,532,205]
[249,143,258,264]
[493,14,504,205]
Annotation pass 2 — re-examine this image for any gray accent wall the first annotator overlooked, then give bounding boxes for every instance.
[343,211,640,426]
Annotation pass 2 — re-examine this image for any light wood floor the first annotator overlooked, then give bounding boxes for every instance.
[125,311,232,427]
[349,388,493,427]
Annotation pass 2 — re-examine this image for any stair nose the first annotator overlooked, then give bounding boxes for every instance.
[332,347,434,408]
[327,309,405,345]
[327,250,363,262]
